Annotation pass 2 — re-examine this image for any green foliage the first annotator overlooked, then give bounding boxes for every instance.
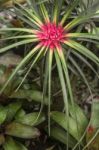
[50,126,77,148]
[3,137,27,150]
[0,101,45,149]
[10,89,49,105]
[0,0,99,149]
[5,122,40,139]
[51,111,86,142]
[0,106,7,124]
[15,111,45,126]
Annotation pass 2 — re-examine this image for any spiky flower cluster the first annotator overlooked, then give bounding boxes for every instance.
[37,23,65,49]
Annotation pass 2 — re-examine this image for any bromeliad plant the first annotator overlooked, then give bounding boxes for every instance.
[0,0,99,148]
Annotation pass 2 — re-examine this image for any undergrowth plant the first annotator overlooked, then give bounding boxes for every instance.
[0,0,99,149]
[0,100,45,150]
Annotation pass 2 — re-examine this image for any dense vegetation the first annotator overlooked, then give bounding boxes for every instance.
[0,0,99,150]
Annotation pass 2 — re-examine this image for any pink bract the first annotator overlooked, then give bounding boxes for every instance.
[37,23,66,49]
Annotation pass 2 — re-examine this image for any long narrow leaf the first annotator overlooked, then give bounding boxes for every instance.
[0,39,38,53]
[0,44,41,94]
[54,50,69,149]
[55,50,68,114]
[14,6,40,28]
[56,47,82,145]
[67,33,99,40]
[64,40,99,65]
[53,0,63,24]
[48,49,53,135]
[27,0,40,17]
[1,35,37,41]
[14,2,43,27]
[0,28,37,33]
[50,126,76,147]
[3,137,28,150]
[16,46,45,91]
[40,3,50,23]
[56,47,74,105]
[64,13,98,31]
[60,0,80,25]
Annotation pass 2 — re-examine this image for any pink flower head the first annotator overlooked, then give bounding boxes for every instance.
[37,23,66,49]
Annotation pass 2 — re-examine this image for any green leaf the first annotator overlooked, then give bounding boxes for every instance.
[90,101,99,128]
[67,33,99,40]
[15,109,26,119]
[0,44,41,94]
[3,137,27,150]
[65,40,99,65]
[40,3,49,22]
[5,102,22,122]
[52,0,63,23]
[81,0,99,14]
[51,111,84,142]
[14,2,42,27]
[16,45,45,91]
[48,50,53,135]
[0,28,34,33]
[13,8,37,28]
[50,126,77,148]
[56,48,74,112]
[5,122,40,139]
[15,112,45,126]
[0,106,7,124]
[64,12,98,31]
[10,89,49,105]
[69,103,88,130]
[27,0,40,16]
[60,0,80,25]
[0,39,37,53]
[1,35,37,41]
[54,51,69,116]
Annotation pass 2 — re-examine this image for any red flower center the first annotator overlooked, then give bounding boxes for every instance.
[37,23,65,49]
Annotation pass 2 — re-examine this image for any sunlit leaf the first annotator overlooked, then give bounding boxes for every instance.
[50,126,77,148]
[5,122,40,139]
[51,111,85,142]
[5,102,22,122]
[10,89,49,105]
[15,112,45,126]
[0,106,7,125]
[3,137,27,150]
